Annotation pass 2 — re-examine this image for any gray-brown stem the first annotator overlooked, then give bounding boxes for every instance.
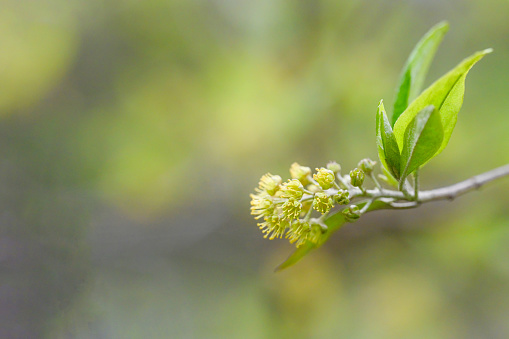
[418,164,509,202]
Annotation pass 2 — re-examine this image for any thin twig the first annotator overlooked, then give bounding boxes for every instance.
[330,164,509,212]
[418,164,509,202]
[389,201,420,209]
[360,199,374,213]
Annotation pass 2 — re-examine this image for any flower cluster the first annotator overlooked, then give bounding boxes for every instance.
[250,160,376,247]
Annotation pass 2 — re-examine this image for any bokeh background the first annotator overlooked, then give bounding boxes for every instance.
[1,0,509,338]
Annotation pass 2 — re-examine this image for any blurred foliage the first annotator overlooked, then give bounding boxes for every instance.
[0,0,508,338]
[0,0,77,112]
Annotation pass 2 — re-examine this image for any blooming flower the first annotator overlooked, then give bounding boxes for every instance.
[313,192,333,214]
[286,221,322,247]
[259,215,288,240]
[290,162,311,183]
[313,167,335,190]
[280,179,304,200]
[282,198,302,220]
[257,173,282,196]
[250,192,274,219]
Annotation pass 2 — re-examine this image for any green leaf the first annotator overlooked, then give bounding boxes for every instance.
[274,242,316,272]
[275,200,393,271]
[275,211,346,271]
[392,21,449,126]
[399,105,443,186]
[394,49,492,159]
[379,167,399,188]
[376,100,401,179]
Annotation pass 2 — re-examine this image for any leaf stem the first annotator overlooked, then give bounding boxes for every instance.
[303,203,314,222]
[369,172,383,191]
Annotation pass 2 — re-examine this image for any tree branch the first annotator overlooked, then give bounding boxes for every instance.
[327,164,509,215]
[418,164,509,202]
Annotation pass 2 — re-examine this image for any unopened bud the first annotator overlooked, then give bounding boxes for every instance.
[334,190,350,205]
[349,168,365,187]
[326,161,341,174]
[358,158,376,175]
[342,205,361,222]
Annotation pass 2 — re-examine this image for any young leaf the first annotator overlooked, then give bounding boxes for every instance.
[399,105,443,186]
[376,100,401,179]
[380,166,399,188]
[393,49,492,159]
[274,241,316,272]
[275,212,346,271]
[392,21,449,126]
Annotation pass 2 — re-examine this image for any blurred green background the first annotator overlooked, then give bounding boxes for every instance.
[1,0,509,338]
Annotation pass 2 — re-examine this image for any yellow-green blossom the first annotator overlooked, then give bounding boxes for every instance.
[286,220,310,247]
[280,179,304,200]
[258,215,288,240]
[250,193,274,219]
[313,167,335,190]
[290,162,311,183]
[307,184,322,193]
[257,173,282,196]
[286,222,322,247]
[282,198,302,220]
[313,192,333,214]
[306,224,323,244]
